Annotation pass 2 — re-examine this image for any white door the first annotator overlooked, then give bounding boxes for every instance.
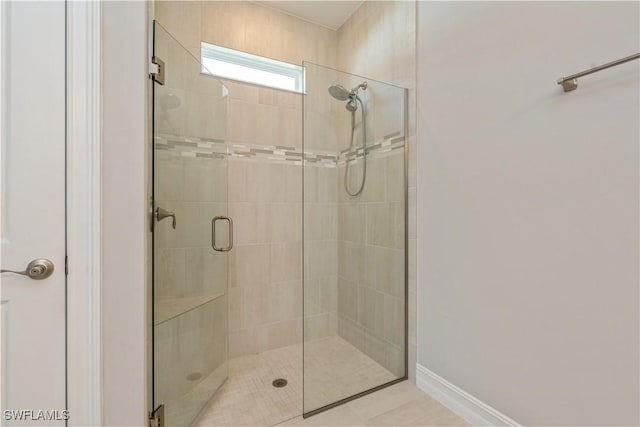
[0,1,66,425]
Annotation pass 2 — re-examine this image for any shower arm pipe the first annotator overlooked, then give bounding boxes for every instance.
[557,52,640,92]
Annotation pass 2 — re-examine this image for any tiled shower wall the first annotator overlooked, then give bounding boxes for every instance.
[152,27,230,423]
[155,1,417,373]
[326,70,407,377]
[336,142,406,378]
[336,1,417,382]
[156,1,339,357]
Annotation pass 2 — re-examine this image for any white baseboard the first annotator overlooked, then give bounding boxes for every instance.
[416,364,521,427]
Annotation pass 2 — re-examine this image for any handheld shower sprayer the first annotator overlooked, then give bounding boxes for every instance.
[327,81,369,196]
[327,82,368,111]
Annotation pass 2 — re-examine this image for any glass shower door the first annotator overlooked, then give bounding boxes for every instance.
[152,23,230,427]
[303,61,407,416]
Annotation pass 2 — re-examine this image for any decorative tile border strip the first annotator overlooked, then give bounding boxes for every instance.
[337,131,405,165]
[154,132,404,167]
[155,135,227,159]
[227,142,338,167]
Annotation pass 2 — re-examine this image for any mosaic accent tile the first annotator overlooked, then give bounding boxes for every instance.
[338,132,405,165]
[155,134,227,159]
[155,132,405,167]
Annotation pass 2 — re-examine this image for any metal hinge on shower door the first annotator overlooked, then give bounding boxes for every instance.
[150,56,165,85]
[149,405,164,427]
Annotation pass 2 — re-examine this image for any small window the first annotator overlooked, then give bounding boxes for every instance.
[201,42,304,93]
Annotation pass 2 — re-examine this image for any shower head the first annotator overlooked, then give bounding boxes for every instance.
[328,82,368,101]
[328,84,351,101]
[329,81,368,112]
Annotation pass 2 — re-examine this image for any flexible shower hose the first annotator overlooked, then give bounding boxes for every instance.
[344,96,367,197]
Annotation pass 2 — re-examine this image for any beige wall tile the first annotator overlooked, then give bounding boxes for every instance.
[229,244,270,287]
[375,248,404,299]
[284,164,302,203]
[229,202,258,245]
[303,166,318,203]
[228,287,244,333]
[229,329,256,358]
[304,240,338,280]
[335,1,415,375]
[270,242,302,283]
[200,1,246,52]
[226,80,259,104]
[385,153,405,203]
[155,248,186,299]
[155,1,202,58]
[155,155,185,201]
[304,203,337,241]
[319,275,338,314]
[384,295,404,349]
[365,203,394,247]
[257,318,299,352]
[304,313,337,340]
[336,0,416,379]
[155,1,414,369]
[185,92,227,141]
[316,167,337,203]
[243,285,268,328]
[228,99,258,143]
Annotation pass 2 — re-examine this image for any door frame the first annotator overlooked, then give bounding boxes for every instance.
[66,1,102,425]
[0,0,102,423]
[56,1,151,425]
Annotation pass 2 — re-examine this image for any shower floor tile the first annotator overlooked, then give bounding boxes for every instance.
[303,336,397,412]
[192,335,397,427]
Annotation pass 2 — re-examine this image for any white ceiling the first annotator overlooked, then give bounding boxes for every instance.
[254,1,364,31]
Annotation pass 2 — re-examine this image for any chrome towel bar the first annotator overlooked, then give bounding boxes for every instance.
[557,53,640,92]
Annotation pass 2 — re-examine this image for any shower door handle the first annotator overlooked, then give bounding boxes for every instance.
[211,216,233,252]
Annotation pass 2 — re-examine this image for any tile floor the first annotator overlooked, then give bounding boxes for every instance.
[278,381,470,427]
[302,336,397,412]
[193,335,468,427]
[193,340,302,426]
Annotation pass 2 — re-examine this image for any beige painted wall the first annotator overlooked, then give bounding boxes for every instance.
[102,1,149,425]
[417,2,639,425]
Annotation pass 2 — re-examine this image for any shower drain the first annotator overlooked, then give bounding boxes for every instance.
[272,378,288,388]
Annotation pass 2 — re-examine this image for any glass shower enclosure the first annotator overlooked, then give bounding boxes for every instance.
[152,23,231,427]
[303,62,407,416]
[150,26,407,424]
